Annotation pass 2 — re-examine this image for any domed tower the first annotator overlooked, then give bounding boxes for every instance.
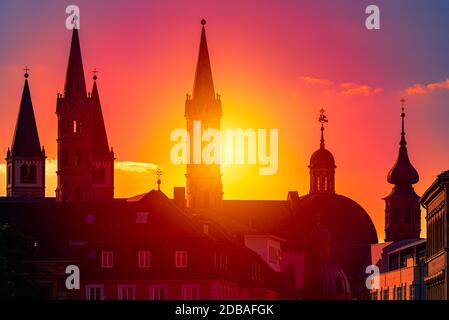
[384,99,420,242]
[309,109,336,194]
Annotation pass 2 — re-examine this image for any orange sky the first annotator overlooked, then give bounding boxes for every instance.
[2,1,449,241]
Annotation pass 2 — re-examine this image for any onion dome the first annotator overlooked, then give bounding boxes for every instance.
[387,101,419,185]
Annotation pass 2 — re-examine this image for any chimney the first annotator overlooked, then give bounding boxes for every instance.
[174,187,186,210]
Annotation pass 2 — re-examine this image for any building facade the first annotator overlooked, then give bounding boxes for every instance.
[420,170,449,300]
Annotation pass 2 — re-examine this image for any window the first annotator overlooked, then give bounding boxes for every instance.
[182,285,200,300]
[149,286,167,300]
[101,251,113,268]
[118,285,135,300]
[29,165,36,183]
[410,285,415,300]
[98,166,106,184]
[7,165,11,185]
[136,212,149,224]
[86,285,103,300]
[138,251,151,268]
[175,251,187,268]
[73,120,78,133]
[20,164,29,183]
[268,246,279,264]
[397,286,402,300]
[214,252,228,270]
[85,214,95,224]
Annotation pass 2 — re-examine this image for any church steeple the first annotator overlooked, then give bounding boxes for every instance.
[185,19,223,210]
[192,19,216,105]
[6,69,46,198]
[90,71,114,200]
[11,69,43,157]
[384,99,421,242]
[63,28,87,102]
[309,109,336,194]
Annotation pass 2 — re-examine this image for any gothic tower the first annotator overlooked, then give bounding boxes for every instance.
[384,99,420,242]
[309,109,336,194]
[6,70,46,198]
[56,28,114,201]
[185,19,223,210]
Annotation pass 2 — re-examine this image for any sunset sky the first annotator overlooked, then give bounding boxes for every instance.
[1,0,449,241]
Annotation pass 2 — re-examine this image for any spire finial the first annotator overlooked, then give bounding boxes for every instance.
[201,18,206,26]
[156,168,163,191]
[400,98,406,146]
[92,68,98,81]
[24,66,29,78]
[319,108,328,149]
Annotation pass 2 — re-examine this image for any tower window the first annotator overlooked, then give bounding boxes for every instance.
[98,166,106,184]
[7,165,11,185]
[29,165,36,183]
[73,120,78,133]
[20,164,29,183]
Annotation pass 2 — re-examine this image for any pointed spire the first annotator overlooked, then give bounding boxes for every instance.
[90,71,111,159]
[11,70,43,157]
[400,97,406,147]
[192,19,215,104]
[64,28,87,101]
[387,99,419,185]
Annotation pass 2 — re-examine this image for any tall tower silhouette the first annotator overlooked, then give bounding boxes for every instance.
[309,109,336,194]
[6,69,46,198]
[384,99,420,241]
[185,19,223,210]
[56,28,114,201]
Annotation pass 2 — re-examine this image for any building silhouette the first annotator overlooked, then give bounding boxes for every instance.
[420,171,449,299]
[5,70,46,198]
[370,101,427,300]
[0,19,389,300]
[185,19,223,211]
[55,28,114,202]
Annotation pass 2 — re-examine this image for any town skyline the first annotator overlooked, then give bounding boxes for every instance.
[2,1,449,241]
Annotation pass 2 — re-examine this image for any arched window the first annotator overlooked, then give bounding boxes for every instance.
[20,164,29,183]
[98,166,106,184]
[92,167,97,184]
[323,176,328,192]
[29,165,37,183]
[73,120,78,133]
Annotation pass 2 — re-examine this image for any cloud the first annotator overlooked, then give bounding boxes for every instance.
[0,164,5,175]
[340,82,383,96]
[300,76,333,86]
[405,79,449,95]
[115,161,161,173]
[299,75,382,96]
